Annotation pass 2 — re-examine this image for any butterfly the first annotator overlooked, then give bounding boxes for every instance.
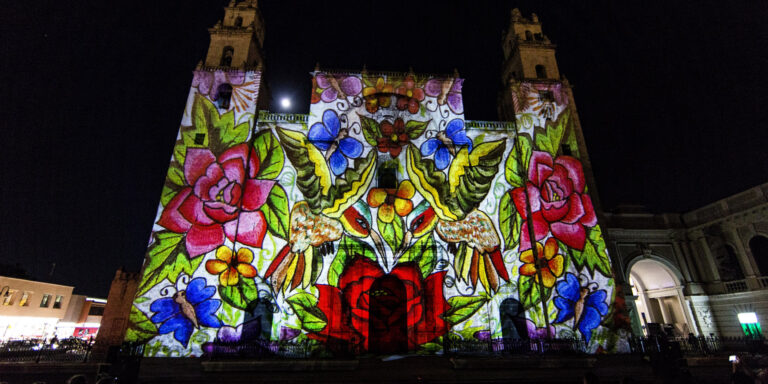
[424,77,464,114]
[553,272,609,344]
[313,73,363,104]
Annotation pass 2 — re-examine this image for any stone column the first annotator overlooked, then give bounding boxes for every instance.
[689,229,723,292]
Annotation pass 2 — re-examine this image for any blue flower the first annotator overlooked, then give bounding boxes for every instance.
[553,273,608,344]
[150,277,222,347]
[419,118,472,170]
[308,109,363,176]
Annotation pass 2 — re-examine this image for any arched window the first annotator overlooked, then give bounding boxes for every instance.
[535,65,547,79]
[234,16,243,27]
[217,84,233,110]
[750,236,768,275]
[220,46,234,67]
[717,244,745,281]
[525,30,533,41]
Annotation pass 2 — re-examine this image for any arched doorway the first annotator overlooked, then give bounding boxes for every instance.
[628,258,692,337]
[499,298,528,340]
[368,275,408,354]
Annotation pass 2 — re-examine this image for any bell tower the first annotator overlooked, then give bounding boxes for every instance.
[203,0,266,69]
[500,8,560,83]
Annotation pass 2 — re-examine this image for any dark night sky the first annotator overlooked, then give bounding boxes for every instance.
[2,1,767,297]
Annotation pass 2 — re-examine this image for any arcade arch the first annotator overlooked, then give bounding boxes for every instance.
[628,257,694,336]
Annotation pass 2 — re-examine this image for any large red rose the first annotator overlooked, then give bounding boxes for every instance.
[311,257,449,351]
[511,151,597,251]
[158,143,275,257]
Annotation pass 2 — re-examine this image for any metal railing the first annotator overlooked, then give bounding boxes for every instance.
[725,279,749,293]
[0,338,93,362]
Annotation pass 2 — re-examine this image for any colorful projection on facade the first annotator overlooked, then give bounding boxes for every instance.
[128,70,627,357]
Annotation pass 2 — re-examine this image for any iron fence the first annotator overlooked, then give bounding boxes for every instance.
[0,338,92,362]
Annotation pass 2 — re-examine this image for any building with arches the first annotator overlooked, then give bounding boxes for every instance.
[605,183,768,337]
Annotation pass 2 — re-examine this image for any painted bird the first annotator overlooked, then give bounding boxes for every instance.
[404,140,509,293]
[265,127,384,294]
[265,200,385,293]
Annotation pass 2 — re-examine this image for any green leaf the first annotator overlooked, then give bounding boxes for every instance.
[327,235,377,286]
[286,292,327,332]
[505,133,532,188]
[253,129,284,179]
[450,140,507,215]
[166,163,185,187]
[260,184,290,239]
[442,296,487,325]
[534,110,570,156]
[569,225,612,277]
[219,277,260,311]
[160,185,179,207]
[359,114,381,146]
[405,119,430,139]
[125,305,158,343]
[172,140,188,166]
[498,191,522,251]
[405,144,464,220]
[192,94,249,153]
[137,232,204,297]
[518,274,552,310]
[400,233,437,278]
[378,216,404,255]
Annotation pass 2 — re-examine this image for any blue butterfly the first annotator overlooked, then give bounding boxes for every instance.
[150,277,222,347]
[308,109,363,176]
[553,273,608,344]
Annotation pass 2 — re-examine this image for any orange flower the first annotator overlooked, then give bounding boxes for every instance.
[519,238,564,288]
[367,180,414,223]
[362,78,394,113]
[205,246,258,286]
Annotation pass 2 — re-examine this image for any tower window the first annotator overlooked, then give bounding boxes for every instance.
[525,30,533,41]
[234,16,243,27]
[538,90,554,102]
[194,133,206,145]
[561,144,572,156]
[378,163,397,189]
[535,65,547,79]
[220,46,234,67]
[217,84,233,110]
[534,33,543,41]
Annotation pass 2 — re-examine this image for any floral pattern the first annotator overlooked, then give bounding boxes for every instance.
[553,273,608,344]
[205,246,258,286]
[367,180,415,223]
[363,78,394,113]
[376,118,410,157]
[158,143,273,257]
[519,238,564,288]
[395,76,425,114]
[312,73,363,104]
[511,151,597,251]
[311,257,449,350]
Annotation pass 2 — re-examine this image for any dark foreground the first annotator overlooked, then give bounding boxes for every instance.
[0,354,732,384]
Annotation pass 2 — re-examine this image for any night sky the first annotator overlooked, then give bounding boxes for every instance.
[2,1,767,297]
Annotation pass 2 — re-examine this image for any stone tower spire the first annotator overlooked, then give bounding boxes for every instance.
[202,0,266,69]
[500,8,559,83]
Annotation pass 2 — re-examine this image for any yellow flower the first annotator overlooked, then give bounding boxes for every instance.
[205,246,258,286]
[367,180,414,223]
[519,238,564,288]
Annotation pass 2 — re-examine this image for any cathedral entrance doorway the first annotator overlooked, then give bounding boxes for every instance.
[368,275,408,354]
[629,258,693,336]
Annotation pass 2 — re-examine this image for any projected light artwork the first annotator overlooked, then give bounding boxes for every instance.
[127,70,626,357]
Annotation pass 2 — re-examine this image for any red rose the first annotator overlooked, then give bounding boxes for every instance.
[158,143,275,257]
[511,151,597,251]
[311,257,449,351]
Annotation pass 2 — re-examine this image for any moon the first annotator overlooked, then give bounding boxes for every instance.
[280,97,291,109]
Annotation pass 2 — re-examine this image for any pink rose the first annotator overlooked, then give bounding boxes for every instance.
[158,143,274,257]
[511,151,596,251]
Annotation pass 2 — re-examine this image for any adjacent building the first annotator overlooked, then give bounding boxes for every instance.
[0,276,106,341]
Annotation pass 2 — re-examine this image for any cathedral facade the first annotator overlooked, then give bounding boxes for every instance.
[126,2,628,357]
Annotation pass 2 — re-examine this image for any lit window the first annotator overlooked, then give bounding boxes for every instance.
[40,294,51,307]
[738,312,762,339]
[2,290,17,306]
[19,292,29,306]
[53,295,64,309]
